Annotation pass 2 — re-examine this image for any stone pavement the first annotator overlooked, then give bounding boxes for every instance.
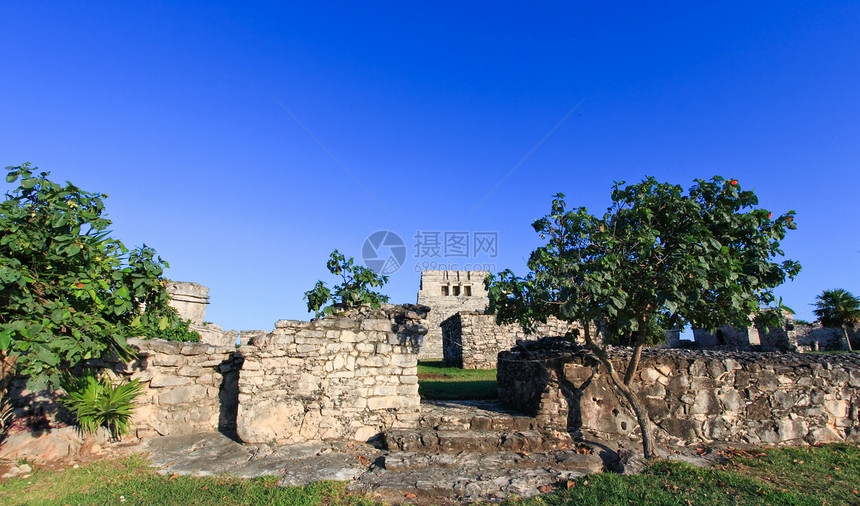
[141,399,727,502]
[143,400,612,502]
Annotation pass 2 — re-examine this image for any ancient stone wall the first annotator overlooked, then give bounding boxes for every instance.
[498,338,860,446]
[97,338,242,439]
[441,312,580,369]
[416,270,489,359]
[235,304,428,444]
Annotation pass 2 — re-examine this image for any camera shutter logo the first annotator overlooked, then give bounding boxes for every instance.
[362,231,406,275]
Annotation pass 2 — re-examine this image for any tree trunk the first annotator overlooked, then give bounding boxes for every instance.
[844,325,854,352]
[624,342,644,386]
[583,324,657,459]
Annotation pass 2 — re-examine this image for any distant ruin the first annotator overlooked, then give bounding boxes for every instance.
[416,270,489,359]
[692,310,858,352]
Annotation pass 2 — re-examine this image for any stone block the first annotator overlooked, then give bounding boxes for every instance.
[157,385,207,405]
[149,374,193,388]
[367,396,398,410]
[153,354,184,367]
[177,366,205,377]
[361,319,392,332]
[180,345,209,356]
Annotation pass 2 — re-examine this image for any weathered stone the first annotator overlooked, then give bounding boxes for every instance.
[157,385,207,405]
[497,339,860,447]
[149,374,193,388]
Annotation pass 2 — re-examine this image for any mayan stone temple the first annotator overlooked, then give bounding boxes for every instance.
[415,270,489,358]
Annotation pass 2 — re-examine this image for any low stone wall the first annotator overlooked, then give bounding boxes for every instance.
[498,338,860,446]
[236,304,428,444]
[441,312,579,369]
[99,338,242,439]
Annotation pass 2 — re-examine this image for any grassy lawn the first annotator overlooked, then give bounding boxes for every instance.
[417,360,497,400]
[1,444,858,505]
[0,454,372,505]
[513,443,860,505]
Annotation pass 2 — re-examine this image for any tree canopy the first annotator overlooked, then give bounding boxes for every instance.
[487,176,800,457]
[0,164,196,390]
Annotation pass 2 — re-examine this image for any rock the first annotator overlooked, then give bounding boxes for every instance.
[278,453,367,486]
[145,432,253,476]
[0,427,83,461]
[1,463,31,479]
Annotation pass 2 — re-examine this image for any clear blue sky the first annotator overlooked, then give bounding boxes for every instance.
[2,2,858,331]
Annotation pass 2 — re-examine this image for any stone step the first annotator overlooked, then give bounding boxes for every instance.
[418,399,539,432]
[382,449,602,472]
[383,428,578,453]
[348,450,604,500]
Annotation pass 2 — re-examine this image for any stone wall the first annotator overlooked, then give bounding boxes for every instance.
[98,338,242,439]
[235,304,428,444]
[416,270,489,359]
[498,338,860,446]
[441,312,580,369]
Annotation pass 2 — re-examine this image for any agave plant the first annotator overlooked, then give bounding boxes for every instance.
[813,289,860,352]
[60,371,143,439]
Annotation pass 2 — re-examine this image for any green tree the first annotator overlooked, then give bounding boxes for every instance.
[0,164,197,391]
[813,289,859,352]
[487,176,799,458]
[304,249,389,317]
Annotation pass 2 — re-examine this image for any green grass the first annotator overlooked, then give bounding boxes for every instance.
[1,444,858,505]
[417,360,498,400]
[0,454,373,506]
[509,444,860,505]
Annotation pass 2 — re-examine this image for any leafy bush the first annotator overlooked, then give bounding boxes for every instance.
[60,371,143,439]
[0,163,197,391]
[304,249,389,317]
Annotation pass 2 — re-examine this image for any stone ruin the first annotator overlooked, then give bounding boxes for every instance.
[46,304,429,444]
[8,273,860,467]
[416,270,489,359]
[166,281,263,347]
[692,310,859,352]
[441,312,581,369]
[166,281,210,324]
[498,338,860,447]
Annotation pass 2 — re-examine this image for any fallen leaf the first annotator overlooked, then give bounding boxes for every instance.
[405,493,417,499]
[566,481,575,489]
[357,455,371,466]
[539,485,553,493]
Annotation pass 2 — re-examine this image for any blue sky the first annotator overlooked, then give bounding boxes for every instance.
[2,2,858,331]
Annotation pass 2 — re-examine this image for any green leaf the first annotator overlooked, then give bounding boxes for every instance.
[0,330,12,350]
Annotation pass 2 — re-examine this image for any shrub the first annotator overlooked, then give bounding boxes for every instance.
[1,163,197,391]
[304,249,389,317]
[59,371,143,439]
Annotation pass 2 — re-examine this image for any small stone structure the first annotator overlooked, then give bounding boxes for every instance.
[16,305,430,444]
[794,323,859,351]
[87,338,243,438]
[235,304,428,444]
[498,338,860,446]
[692,312,798,351]
[441,311,580,369]
[166,281,210,324]
[693,312,858,352]
[416,270,489,359]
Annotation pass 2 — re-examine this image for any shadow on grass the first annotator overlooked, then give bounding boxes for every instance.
[418,380,498,400]
[417,360,498,400]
